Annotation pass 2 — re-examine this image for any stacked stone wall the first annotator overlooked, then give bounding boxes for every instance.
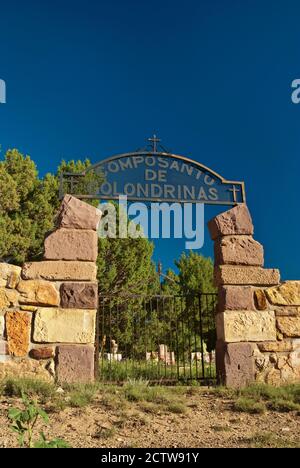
[1,196,298,388]
[0,195,101,383]
[209,204,300,387]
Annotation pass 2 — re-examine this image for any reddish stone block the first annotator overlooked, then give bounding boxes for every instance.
[29,347,55,360]
[60,282,98,309]
[214,236,264,266]
[218,286,254,312]
[44,229,98,262]
[56,195,102,231]
[215,340,226,384]
[216,341,256,388]
[214,266,280,286]
[208,204,254,240]
[56,345,95,383]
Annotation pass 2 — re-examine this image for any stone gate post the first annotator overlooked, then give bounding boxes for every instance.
[209,205,300,387]
[0,195,101,383]
[208,205,280,387]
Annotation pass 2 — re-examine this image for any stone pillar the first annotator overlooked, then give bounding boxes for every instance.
[0,195,101,383]
[208,204,280,388]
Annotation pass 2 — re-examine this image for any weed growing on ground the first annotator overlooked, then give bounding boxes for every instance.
[8,393,70,448]
[212,383,300,415]
[3,378,56,400]
[247,432,300,449]
[234,397,266,414]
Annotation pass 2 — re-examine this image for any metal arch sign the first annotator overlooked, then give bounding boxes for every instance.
[60,139,246,205]
[83,153,246,206]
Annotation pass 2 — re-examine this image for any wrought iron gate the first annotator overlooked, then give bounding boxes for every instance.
[95,293,217,385]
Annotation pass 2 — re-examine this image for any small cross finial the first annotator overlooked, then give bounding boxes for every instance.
[228,185,240,203]
[148,134,161,153]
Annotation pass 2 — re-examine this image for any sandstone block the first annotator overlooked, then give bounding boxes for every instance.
[7,270,20,289]
[208,204,254,240]
[254,289,268,310]
[218,286,254,312]
[0,264,21,288]
[29,347,55,360]
[0,315,5,337]
[0,358,53,381]
[56,194,102,231]
[20,305,38,312]
[22,261,97,281]
[214,236,264,266]
[276,317,300,338]
[215,266,280,286]
[216,340,256,388]
[274,307,300,317]
[216,310,276,342]
[292,339,300,349]
[265,281,300,306]
[6,311,31,357]
[44,229,98,262]
[56,345,95,383]
[17,280,59,306]
[0,288,19,309]
[257,341,294,352]
[33,308,96,343]
[60,282,98,309]
[0,340,8,355]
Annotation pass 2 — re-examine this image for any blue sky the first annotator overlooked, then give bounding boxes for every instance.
[0,0,299,280]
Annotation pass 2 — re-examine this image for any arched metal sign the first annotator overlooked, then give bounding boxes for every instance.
[60,136,245,205]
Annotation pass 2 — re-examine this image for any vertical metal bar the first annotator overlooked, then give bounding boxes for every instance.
[116,300,120,383]
[59,172,64,200]
[187,296,192,381]
[137,297,141,379]
[156,296,162,380]
[132,299,136,379]
[149,296,155,381]
[124,298,129,379]
[94,297,100,380]
[161,296,167,380]
[70,176,74,194]
[174,296,180,381]
[144,296,148,381]
[198,294,205,379]
[181,296,186,380]
[101,297,105,382]
[206,294,212,379]
[109,299,112,381]
[193,295,199,380]
[168,297,174,380]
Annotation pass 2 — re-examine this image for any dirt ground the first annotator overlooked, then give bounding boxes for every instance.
[0,389,299,448]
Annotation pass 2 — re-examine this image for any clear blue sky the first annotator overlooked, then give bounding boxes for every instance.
[0,0,299,280]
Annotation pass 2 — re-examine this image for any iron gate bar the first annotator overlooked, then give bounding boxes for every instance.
[96,293,217,385]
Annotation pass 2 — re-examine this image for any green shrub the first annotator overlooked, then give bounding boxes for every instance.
[165,402,186,414]
[4,378,56,399]
[234,397,266,414]
[8,393,70,448]
[65,383,99,408]
[268,399,300,413]
[123,379,150,402]
[211,425,231,432]
[240,383,300,403]
[248,432,300,449]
